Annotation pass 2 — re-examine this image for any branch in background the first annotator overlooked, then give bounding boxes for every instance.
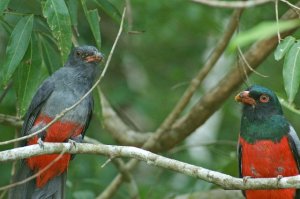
[154,2,300,152]
[101,8,243,148]
[101,94,151,145]
[83,136,140,199]
[192,0,272,8]
[2,143,300,190]
[0,114,22,128]
[0,81,13,104]
[173,189,244,199]
[96,5,300,197]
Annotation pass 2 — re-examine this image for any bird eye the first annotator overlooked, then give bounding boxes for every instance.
[259,94,269,103]
[76,50,82,57]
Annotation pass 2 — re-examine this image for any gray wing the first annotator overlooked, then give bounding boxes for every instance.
[20,80,54,143]
[287,124,300,172]
[288,125,300,155]
[80,96,93,140]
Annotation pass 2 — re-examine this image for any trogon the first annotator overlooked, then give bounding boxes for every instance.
[235,85,300,199]
[9,46,103,199]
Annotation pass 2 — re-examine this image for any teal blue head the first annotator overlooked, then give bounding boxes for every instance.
[235,85,283,119]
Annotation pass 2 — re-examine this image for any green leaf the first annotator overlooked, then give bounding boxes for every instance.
[93,0,121,23]
[42,0,72,61]
[229,20,300,50]
[283,40,300,103]
[15,34,48,117]
[66,0,78,27]
[1,15,34,86]
[0,0,10,16]
[274,36,295,61]
[87,10,101,49]
[40,34,62,74]
[81,0,101,49]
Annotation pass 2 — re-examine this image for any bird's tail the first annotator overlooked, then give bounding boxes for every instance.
[8,161,66,199]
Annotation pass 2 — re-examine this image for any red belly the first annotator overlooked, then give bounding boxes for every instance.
[26,114,83,187]
[240,136,299,199]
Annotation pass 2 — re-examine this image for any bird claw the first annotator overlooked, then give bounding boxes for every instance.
[243,176,251,184]
[276,175,283,185]
[37,138,45,149]
[68,139,77,150]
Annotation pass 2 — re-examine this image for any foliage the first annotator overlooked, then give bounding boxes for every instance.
[0,0,299,198]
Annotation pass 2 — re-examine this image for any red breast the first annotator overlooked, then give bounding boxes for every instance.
[26,114,83,187]
[240,136,299,199]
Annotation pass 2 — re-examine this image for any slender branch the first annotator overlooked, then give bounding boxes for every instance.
[2,143,300,190]
[280,0,300,10]
[172,189,244,199]
[192,0,272,8]
[0,7,126,146]
[0,81,13,104]
[0,114,22,128]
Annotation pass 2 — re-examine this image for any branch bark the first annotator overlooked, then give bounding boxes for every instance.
[192,0,272,8]
[2,143,300,190]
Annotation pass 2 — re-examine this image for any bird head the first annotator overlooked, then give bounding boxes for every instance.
[235,85,283,116]
[68,46,104,66]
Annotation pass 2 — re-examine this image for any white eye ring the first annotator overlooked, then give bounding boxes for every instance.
[259,94,269,103]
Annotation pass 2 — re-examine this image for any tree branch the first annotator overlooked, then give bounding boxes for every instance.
[0,114,22,128]
[154,2,300,151]
[173,189,244,199]
[192,0,272,8]
[2,143,300,190]
[101,94,151,145]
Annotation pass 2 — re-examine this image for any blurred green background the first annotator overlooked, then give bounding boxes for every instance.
[0,0,299,198]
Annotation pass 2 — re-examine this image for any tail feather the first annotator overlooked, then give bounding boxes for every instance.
[8,161,66,199]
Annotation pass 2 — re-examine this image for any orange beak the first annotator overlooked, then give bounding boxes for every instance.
[85,52,103,63]
[235,91,256,105]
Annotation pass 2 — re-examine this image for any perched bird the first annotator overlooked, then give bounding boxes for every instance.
[9,46,103,199]
[235,85,300,199]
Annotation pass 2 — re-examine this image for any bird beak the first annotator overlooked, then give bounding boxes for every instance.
[85,52,104,63]
[235,91,256,105]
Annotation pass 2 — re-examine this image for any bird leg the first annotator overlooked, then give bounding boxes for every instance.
[276,175,283,186]
[68,134,83,150]
[29,122,47,149]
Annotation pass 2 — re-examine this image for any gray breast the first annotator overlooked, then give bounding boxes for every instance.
[41,68,92,125]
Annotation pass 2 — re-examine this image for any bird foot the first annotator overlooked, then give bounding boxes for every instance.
[243,176,251,184]
[37,138,44,149]
[276,175,283,185]
[68,139,77,150]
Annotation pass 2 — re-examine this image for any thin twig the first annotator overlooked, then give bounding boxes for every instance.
[0,7,126,146]
[0,114,23,127]
[275,0,281,42]
[280,0,300,10]
[0,81,13,104]
[237,46,268,77]
[192,0,272,8]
